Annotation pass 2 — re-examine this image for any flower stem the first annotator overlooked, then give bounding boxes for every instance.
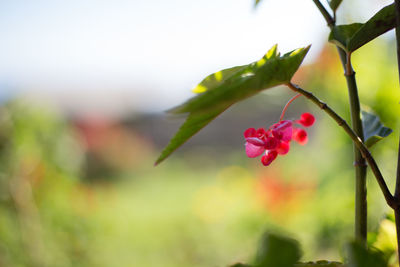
[279,93,302,121]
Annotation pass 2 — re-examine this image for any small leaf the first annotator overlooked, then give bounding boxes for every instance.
[229,263,252,267]
[254,233,301,267]
[295,260,344,267]
[328,23,363,51]
[348,4,396,52]
[255,0,262,7]
[362,110,392,147]
[345,242,388,267]
[328,0,342,12]
[155,45,310,165]
[329,4,396,52]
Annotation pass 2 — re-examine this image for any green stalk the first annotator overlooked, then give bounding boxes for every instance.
[392,0,400,262]
[394,208,400,267]
[311,0,367,243]
[311,0,335,27]
[342,51,367,243]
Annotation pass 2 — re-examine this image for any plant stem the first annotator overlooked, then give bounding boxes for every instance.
[311,0,367,243]
[286,83,395,209]
[392,0,400,262]
[279,93,302,121]
[343,52,368,243]
[395,207,400,266]
[311,0,335,28]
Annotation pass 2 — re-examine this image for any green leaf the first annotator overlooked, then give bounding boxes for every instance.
[192,45,279,94]
[192,65,248,94]
[155,45,310,165]
[328,0,342,12]
[295,261,344,267]
[348,4,396,52]
[254,233,301,267]
[329,23,363,51]
[329,4,396,52]
[156,108,224,165]
[362,110,392,147]
[345,242,388,267]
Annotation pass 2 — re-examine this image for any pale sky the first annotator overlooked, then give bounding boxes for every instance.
[0,0,389,116]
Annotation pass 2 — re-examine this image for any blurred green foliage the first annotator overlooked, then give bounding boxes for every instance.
[0,38,398,266]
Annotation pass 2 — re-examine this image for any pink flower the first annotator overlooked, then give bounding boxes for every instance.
[244,112,315,166]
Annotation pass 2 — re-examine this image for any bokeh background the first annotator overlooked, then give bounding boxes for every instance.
[0,0,399,266]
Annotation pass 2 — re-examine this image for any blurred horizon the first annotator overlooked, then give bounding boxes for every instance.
[0,0,394,116]
[0,0,331,116]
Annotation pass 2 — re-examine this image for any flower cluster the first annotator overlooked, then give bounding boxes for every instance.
[244,112,315,166]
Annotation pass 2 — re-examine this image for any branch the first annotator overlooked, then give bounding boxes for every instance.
[393,0,400,199]
[286,82,395,207]
[312,0,367,242]
[311,0,335,28]
[391,0,400,264]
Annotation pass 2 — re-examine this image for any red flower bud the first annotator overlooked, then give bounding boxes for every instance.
[298,113,315,127]
[293,128,308,145]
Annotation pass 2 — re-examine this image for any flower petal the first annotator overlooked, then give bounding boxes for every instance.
[264,137,279,150]
[245,137,265,146]
[244,128,257,138]
[256,128,266,138]
[261,150,278,166]
[245,142,265,158]
[277,141,290,155]
[280,125,293,142]
[272,120,293,141]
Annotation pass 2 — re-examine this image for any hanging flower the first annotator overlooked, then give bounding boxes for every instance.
[243,94,315,166]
